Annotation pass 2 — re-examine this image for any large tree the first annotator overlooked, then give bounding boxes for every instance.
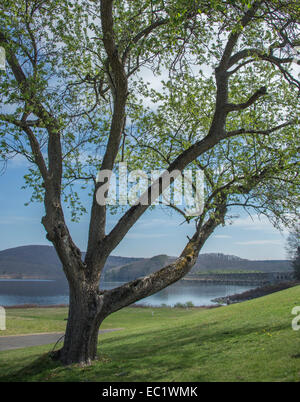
[0,0,299,365]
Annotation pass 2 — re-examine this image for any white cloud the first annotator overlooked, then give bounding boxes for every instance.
[127,232,168,239]
[136,218,180,228]
[229,214,289,235]
[213,235,232,239]
[235,239,282,246]
[7,154,30,169]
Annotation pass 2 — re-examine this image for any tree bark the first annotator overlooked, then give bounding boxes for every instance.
[54,280,104,366]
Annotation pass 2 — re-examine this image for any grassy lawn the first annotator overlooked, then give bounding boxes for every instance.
[0,285,300,382]
[0,307,68,336]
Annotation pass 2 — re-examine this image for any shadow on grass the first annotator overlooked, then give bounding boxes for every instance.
[91,321,290,382]
[0,353,62,382]
[0,320,290,382]
[101,320,288,351]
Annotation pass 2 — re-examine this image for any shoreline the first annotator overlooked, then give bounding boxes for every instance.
[3,303,221,310]
[212,280,299,304]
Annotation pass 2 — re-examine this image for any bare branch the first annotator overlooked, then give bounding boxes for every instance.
[226,120,296,138]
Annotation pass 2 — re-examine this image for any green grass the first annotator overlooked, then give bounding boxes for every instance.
[0,307,68,336]
[1,286,300,382]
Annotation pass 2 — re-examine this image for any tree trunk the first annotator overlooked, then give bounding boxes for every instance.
[54,282,104,366]
[51,211,225,366]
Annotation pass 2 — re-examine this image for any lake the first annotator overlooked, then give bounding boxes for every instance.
[0,279,255,307]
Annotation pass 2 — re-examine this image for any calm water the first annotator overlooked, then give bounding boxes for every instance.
[0,279,255,307]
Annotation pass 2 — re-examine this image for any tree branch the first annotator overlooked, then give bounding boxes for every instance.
[85,0,129,270]
[226,120,296,138]
[100,202,227,316]
[93,3,264,262]
[122,18,168,64]
[226,86,267,112]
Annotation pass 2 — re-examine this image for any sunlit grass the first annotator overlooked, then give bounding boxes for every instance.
[0,286,300,382]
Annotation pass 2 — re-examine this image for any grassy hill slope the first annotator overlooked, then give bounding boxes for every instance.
[0,285,300,382]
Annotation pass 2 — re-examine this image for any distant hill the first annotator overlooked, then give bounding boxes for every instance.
[0,245,63,279]
[103,254,174,281]
[0,245,144,280]
[0,245,292,281]
[190,253,292,274]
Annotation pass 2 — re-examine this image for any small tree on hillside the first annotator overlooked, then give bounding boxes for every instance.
[286,225,300,279]
[293,246,300,280]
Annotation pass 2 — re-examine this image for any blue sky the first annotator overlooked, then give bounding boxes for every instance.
[0,155,289,260]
